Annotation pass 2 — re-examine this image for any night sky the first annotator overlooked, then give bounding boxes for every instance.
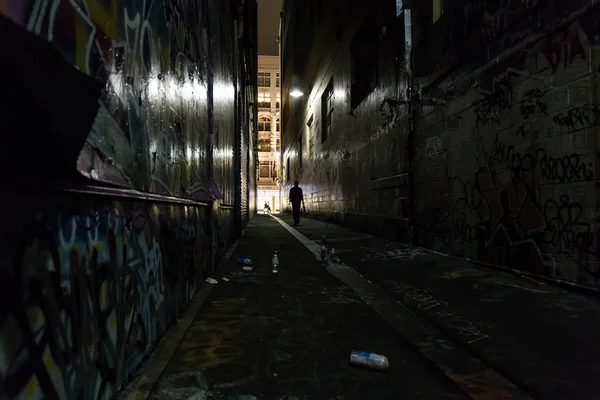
[258,0,282,56]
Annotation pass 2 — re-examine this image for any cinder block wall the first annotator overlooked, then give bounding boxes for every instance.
[415,0,600,288]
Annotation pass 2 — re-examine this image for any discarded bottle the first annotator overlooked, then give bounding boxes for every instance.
[272,251,279,273]
[321,235,327,246]
[321,245,328,263]
[349,351,389,371]
[330,248,336,261]
[237,258,253,266]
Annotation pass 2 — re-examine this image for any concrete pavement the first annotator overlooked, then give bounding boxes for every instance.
[145,215,468,399]
[125,213,600,399]
[280,213,600,400]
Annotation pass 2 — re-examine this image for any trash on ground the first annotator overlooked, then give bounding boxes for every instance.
[205,278,219,284]
[242,266,253,271]
[272,251,279,273]
[349,350,389,371]
[237,257,253,266]
[222,277,230,282]
[330,248,336,261]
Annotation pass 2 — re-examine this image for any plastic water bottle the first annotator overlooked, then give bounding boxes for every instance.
[237,258,252,265]
[272,251,279,273]
[330,248,336,261]
[321,245,327,263]
[350,351,389,371]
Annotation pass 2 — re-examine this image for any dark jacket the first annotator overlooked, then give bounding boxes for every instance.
[289,186,303,205]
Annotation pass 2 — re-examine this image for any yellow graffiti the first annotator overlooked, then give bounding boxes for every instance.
[86,0,120,40]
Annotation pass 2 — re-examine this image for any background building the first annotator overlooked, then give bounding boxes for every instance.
[281,0,600,290]
[257,55,281,212]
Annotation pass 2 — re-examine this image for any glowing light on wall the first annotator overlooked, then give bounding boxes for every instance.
[213,81,235,102]
[214,147,234,161]
[146,73,207,104]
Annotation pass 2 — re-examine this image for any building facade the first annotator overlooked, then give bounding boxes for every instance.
[281,0,600,290]
[257,55,282,212]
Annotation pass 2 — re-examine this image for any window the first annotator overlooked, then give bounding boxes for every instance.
[258,116,271,131]
[307,115,315,158]
[275,117,280,132]
[258,138,271,152]
[298,136,303,168]
[259,161,272,178]
[276,73,280,87]
[258,72,271,87]
[321,79,334,143]
[351,13,378,109]
[276,92,280,108]
[258,92,271,108]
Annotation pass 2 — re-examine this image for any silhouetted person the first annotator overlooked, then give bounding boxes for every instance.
[289,180,304,226]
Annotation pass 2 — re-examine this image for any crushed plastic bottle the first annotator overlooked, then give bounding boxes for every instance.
[272,251,279,273]
[349,351,389,371]
[330,248,336,261]
[237,258,253,265]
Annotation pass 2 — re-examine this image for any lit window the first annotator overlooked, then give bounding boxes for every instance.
[276,73,280,87]
[258,92,271,108]
[258,117,271,131]
[258,72,271,87]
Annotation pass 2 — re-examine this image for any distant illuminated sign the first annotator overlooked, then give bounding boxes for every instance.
[258,190,280,196]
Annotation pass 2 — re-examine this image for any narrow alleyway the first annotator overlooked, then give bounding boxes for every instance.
[122,214,600,400]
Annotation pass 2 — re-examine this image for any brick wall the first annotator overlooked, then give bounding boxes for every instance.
[415,0,600,287]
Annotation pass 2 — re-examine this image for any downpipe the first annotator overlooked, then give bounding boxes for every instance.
[403,8,417,246]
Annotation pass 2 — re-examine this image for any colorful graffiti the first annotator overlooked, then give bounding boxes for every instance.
[0,201,209,399]
[0,0,244,397]
[417,1,600,288]
[0,0,233,201]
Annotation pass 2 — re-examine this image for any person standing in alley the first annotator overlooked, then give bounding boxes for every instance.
[289,180,304,226]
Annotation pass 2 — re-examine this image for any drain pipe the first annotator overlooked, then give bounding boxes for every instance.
[403,7,417,246]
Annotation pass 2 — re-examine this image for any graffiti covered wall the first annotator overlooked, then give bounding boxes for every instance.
[0,0,237,204]
[0,0,252,398]
[0,195,211,399]
[415,0,600,288]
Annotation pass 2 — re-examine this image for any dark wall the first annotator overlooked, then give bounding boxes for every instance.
[281,0,600,289]
[414,0,600,287]
[1,0,238,204]
[0,192,214,399]
[281,0,410,238]
[0,0,256,398]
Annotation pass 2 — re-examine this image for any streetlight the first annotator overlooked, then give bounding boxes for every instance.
[289,75,307,98]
